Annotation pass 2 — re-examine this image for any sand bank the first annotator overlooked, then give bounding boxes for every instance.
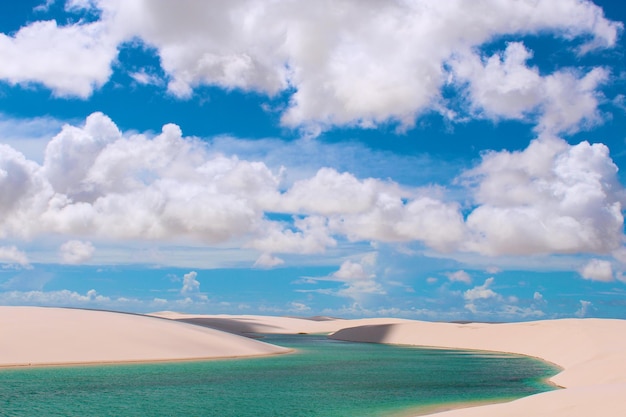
[0,307,289,367]
[330,319,626,416]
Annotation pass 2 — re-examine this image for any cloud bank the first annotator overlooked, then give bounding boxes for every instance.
[0,0,620,132]
[0,113,623,265]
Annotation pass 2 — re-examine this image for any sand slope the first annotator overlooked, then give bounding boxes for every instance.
[0,307,289,367]
[330,319,626,416]
[149,311,412,335]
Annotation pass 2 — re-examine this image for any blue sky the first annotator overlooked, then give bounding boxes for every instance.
[0,0,625,320]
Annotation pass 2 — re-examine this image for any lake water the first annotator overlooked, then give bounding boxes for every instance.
[0,334,558,417]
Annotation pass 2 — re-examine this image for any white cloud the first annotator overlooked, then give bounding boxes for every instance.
[463,136,624,256]
[60,240,95,264]
[0,288,203,311]
[576,300,593,317]
[0,113,284,246]
[451,42,608,134]
[328,192,466,253]
[280,168,399,216]
[500,305,545,319]
[0,144,53,240]
[333,259,373,281]
[0,288,111,306]
[253,253,284,268]
[288,301,311,313]
[305,253,385,303]
[579,259,614,282]
[0,0,620,132]
[452,42,543,120]
[334,255,385,300]
[247,216,336,255]
[0,112,625,267]
[445,270,472,284]
[34,0,56,13]
[0,18,119,97]
[463,277,500,313]
[271,167,467,252]
[129,69,163,86]
[181,271,200,295]
[0,245,30,267]
[485,266,502,274]
[538,67,608,134]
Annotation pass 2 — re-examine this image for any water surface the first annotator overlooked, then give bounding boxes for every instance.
[0,334,558,416]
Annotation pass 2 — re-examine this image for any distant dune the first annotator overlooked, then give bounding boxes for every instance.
[149,311,412,335]
[0,307,289,367]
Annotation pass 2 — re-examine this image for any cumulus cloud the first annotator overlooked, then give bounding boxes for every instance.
[179,271,209,302]
[463,277,500,313]
[247,216,336,255]
[445,270,472,284]
[0,245,30,267]
[576,300,593,317]
[0,145,52,239]
[59,240,95,264]
[579,259,614,282]
[0,0,620,131]
[180,271,200,295]
[280,168,398,216]
[0,112,624,266]
[328,192,466,253]
[0,112,284,245]
[333,258,374,281]
[303,253,385,302]
[335,258,386,301]
[0,17,119,97]
[463,136,624,256]
[253,253,285,269]
[451,42,608,133]
[277,168,466,252]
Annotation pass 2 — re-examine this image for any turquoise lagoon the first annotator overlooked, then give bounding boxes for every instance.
[0,335,558,417]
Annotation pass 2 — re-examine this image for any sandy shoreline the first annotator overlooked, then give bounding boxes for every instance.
[330,319,626,416]
[2,307,624,416]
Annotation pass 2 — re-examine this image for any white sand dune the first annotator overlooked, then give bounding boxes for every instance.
[329,319,626,416]
[0,307,289,367]
[149,311,412,334]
